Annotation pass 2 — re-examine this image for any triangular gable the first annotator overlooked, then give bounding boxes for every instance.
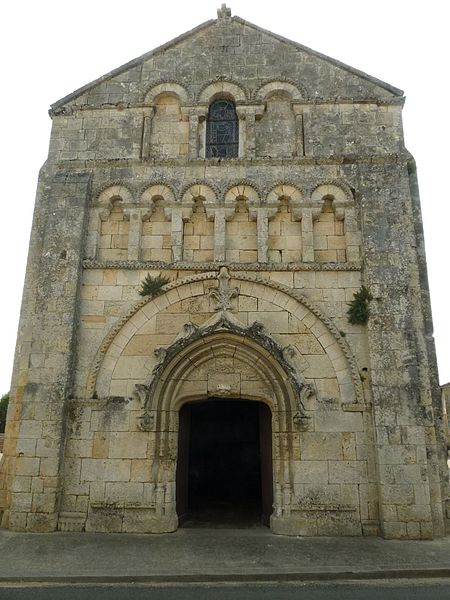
[51,13,403,111]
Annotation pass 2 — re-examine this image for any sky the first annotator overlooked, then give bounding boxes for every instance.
[1,0,449,394]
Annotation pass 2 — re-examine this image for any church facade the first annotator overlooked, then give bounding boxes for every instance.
[0,5,448,538]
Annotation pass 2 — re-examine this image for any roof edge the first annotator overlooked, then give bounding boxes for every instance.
[51,19,215,110]
[233,16,404,97]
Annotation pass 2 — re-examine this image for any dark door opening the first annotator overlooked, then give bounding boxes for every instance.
[176,399,273,528]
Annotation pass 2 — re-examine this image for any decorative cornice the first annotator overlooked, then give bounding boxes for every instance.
[54,153,407,171]
[82,259,361,271]
[49,97,404,117]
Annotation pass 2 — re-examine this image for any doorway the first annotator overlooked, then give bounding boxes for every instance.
[176,399,273,528]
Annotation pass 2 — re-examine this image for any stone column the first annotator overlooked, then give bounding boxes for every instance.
[236,108,246,159]
[257,208,268,263]
[171,207,183,262]
[293,104,304,157]
[141,107,155,160]
[126,209,142,261]
[84,208,105,260]
[237,106,264,158]
[214,209,226,262]
[182,106,207,159]
[301,208,314,262]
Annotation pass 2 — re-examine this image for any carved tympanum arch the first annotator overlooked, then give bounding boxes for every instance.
[139,330,304,420]
[144,82,189,106]
[133,316,310,530]
[89,272,363,406]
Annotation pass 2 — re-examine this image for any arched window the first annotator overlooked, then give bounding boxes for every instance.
[206,99,239,158]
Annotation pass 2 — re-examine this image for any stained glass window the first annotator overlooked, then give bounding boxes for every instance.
[206,99,239,158]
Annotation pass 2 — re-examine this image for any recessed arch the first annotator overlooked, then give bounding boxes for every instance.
[198,80,247,104]
[255,80,307,102]
[97,184,134,206]
[144,82,189,105]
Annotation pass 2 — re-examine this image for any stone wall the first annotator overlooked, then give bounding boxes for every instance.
[0,8,447,539]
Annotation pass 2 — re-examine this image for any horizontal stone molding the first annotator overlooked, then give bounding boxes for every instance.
[49,96,404,117]
[56,153,408,171]
[291,504,357,512]
[82,259,361,271]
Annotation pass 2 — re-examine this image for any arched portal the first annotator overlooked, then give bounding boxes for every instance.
[134,312,311,534]
[176,398,273,528]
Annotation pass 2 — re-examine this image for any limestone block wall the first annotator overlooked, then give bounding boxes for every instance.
[1,10,447,540]
[58,269,375,535]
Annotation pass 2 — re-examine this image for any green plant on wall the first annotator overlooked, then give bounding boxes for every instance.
[347,286,372,325]
[139,273,171,298]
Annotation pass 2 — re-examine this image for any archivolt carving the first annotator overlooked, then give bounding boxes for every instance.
[144,81,189,105]
[135,311,312,431]
[140,184,176,222]
[224,182,260,219]
[255,80,305,102]
[179,179,220,201]
[138,180,177,199]
[97,184,134,206]
[181,183,218,220]
[253,78,308,101]
[311,181,354,220]
[141,184,176,205]
[198,79,247,104]
[266,183,304,219]
[86,271,364,406]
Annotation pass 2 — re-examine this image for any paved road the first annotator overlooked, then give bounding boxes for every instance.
[1,581,450,599]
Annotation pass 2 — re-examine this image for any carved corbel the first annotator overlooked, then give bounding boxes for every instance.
[138,411,155,432]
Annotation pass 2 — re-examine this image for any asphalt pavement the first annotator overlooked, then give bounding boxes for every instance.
[2,581,450,600]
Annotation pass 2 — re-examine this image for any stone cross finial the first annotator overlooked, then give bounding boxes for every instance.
[209,266,239,311]
[217,3,231,20]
